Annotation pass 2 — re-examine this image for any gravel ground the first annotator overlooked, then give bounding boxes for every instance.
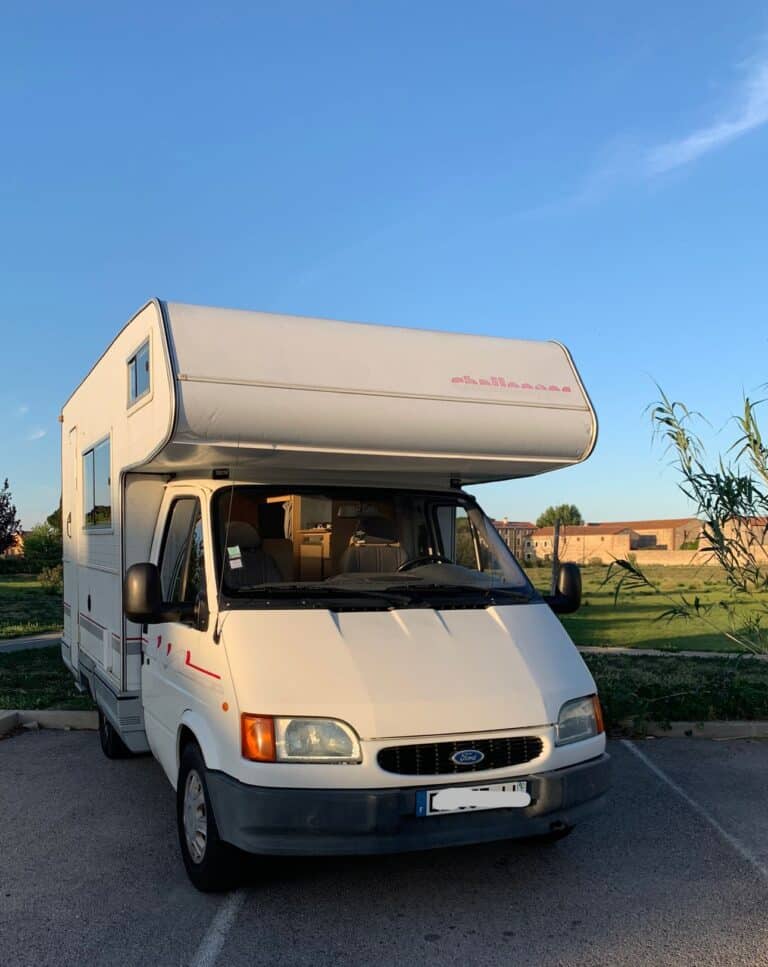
[2,732,767,967]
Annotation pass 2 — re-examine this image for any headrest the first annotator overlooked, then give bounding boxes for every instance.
[352,517,398,545]
[225,521,262,550]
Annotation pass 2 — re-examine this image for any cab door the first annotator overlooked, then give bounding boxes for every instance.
[142,492,223,782]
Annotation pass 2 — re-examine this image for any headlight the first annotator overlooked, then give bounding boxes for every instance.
[241,714,362,763]
[555,695,604,746]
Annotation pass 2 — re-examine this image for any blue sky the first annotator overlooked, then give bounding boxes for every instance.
[3,2,768,528]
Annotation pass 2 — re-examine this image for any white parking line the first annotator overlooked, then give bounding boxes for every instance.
[622,739,768,884]
[189,889,248,967]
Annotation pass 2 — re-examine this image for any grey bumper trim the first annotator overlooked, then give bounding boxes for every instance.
[206,753,611,856]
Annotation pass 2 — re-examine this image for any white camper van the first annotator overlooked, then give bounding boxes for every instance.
[61,300,609,891]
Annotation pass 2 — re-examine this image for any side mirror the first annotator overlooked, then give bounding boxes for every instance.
[544,562,582,615]
[123,563,197,625]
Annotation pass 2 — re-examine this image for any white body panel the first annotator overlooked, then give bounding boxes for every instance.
[60,299,603,806]
[61,302,173,701]
[150,302,595,485]
[211,599,603,789]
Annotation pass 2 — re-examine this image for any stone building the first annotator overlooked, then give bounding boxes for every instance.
[493,519,536,560]
[596,518,700,551]
[530,525,637,565]
[528,517,701,565]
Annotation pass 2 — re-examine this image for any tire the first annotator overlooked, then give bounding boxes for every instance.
[177,742,241,892]
[98,708,132,759]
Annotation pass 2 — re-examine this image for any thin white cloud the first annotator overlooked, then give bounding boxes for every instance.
[646,55,768,174]
[27,428,47,441]
[17,404,29,416]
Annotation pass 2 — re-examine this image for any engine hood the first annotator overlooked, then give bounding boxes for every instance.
[221,602,595,740]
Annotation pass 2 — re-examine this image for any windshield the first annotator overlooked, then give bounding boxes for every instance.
[212,487,536,609]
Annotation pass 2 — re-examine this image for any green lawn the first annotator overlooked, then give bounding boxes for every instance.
[0,576,63,639]
[527,564,766,653]
[0,645,92,710]
[584,653,768,732]
[2,564,762,650]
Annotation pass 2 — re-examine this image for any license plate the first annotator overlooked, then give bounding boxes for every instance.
[416,781,531,817]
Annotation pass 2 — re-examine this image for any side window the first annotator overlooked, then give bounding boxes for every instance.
[160,498,206,605]
[83,438,111,528]
[434,505,478,568]
[128,340,150,405]
[454,509,479,569]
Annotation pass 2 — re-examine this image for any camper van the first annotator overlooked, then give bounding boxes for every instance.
[61,300,609,891]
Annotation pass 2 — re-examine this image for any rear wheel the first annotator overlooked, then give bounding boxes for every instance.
[98,708,131,759]
[177,741,241,892]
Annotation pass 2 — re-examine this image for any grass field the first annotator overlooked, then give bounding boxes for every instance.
[0,646,92,710]
[0,576,63,640]
[1,565,764,651]
[527,564,767,653]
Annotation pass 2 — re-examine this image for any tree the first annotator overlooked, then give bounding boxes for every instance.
[0,479,22,555]
[23,522,62,569]
[536,504,583,528]
[607,390,768,653]
[46,499,62,533]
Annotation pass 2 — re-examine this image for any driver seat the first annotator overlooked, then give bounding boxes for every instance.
[339,517,408,573]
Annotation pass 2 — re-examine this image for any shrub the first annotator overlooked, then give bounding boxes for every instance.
[586,653,768,733]
[23,523,62,570]
[39,564,63,595]
[0,557,39,576]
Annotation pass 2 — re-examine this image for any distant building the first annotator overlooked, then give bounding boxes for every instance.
[531,524,637,564]
[527,517,702,565]
[493,519,536,561]
[721,517,768,562]
[591,518,701,551]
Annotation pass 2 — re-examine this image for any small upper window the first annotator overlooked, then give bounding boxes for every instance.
[128,341,150,404]
[83,438,111,528]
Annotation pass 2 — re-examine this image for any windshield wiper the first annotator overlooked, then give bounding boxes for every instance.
[383,583,537,603]
[225,584,412,607]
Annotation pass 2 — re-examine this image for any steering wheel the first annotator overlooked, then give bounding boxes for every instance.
[397,554,452,572]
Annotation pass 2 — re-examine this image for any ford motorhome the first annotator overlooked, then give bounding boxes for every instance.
[61,300,609,891]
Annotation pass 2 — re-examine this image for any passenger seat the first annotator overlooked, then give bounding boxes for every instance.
[261,538,294,581]
[339,517,407,573]
[224,521,282,586]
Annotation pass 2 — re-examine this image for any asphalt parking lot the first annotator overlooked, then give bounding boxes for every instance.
[2,732,768,967]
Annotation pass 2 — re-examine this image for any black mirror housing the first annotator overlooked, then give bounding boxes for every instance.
[544,562,582,615]
[124,562,203,626]
[124,563,164,624]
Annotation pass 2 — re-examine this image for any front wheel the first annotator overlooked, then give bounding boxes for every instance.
[177,742,241,892]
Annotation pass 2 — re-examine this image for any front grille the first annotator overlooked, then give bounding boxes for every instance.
[377,735,543,776]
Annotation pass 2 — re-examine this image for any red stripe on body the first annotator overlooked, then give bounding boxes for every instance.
[184,651,221,680]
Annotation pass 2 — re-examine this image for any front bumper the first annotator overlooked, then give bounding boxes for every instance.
[206,753,610,856]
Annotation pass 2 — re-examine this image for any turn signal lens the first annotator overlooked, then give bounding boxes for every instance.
[592,695,605,735]
[241,714,276,761]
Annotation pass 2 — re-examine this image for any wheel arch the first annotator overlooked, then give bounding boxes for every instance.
[176,709,223,782]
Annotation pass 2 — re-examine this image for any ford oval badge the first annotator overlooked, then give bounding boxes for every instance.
[451,748,485,766]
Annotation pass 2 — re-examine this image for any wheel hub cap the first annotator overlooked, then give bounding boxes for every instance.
[183,769,207,864]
